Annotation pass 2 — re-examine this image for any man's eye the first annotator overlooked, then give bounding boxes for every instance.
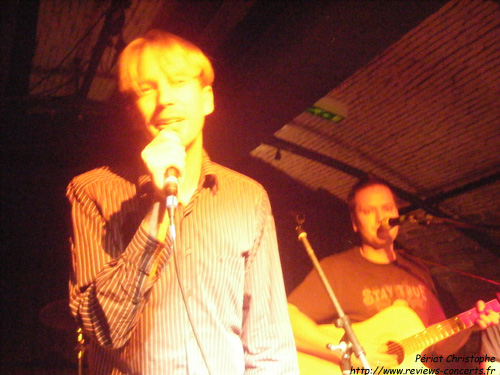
[137,82,156,94]
[139,86,154,93]
[171,76,191,86]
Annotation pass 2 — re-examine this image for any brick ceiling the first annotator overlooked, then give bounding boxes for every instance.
[1,1,499,361]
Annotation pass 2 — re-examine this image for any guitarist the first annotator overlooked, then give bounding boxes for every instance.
[288,178,499,372]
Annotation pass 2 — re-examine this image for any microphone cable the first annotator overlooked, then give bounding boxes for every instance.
[167,199,214,375]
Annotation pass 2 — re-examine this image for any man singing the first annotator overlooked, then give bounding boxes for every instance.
[67,30,298,375]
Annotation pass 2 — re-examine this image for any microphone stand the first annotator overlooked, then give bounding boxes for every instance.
[399,212,500,231]
[294,214,372,375]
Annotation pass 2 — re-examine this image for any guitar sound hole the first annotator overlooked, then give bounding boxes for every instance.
[385,341,404,366]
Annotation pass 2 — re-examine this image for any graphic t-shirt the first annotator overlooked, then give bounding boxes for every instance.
[288,247,445,327]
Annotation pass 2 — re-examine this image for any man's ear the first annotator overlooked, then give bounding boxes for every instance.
[126,103,146,131]
[351,214,358,233]
[202,85,214,116]
[116,92,143,131]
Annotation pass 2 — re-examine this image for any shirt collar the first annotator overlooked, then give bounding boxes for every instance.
[137,150,218,195]
[199,151,218,195]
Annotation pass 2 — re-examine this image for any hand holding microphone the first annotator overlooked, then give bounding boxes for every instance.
[141,130,185,196]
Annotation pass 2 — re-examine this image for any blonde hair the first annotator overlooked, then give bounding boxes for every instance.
[118,30,214,96]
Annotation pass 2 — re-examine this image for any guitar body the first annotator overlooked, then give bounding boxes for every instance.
[298,305,430,375]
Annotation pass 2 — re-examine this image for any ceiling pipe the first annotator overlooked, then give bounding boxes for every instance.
[264,136,459,219]
[77,0,130,99]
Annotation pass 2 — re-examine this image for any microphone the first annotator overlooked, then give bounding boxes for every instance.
[164,167,179,211]
[380,215,417,230]
[164,167,179,197]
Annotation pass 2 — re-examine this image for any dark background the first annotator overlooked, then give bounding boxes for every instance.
[2,0,499,373]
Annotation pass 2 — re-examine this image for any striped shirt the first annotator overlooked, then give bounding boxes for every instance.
[67,154,299,375]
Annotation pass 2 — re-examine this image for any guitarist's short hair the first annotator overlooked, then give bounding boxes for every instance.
[347,177,393,216]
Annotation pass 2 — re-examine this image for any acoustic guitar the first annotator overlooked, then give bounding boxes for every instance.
[297,296,500,375]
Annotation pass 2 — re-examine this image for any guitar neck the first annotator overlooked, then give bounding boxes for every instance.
[402,298,500,353]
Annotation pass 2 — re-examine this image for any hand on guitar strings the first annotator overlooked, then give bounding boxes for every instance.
[475,300,499,330]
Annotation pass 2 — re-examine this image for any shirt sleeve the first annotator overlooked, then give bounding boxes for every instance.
[67,174,172,348]
[481,325,500,357]
[287,256,338,324]
[241,189,299,374]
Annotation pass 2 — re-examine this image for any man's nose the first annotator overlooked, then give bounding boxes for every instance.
[157,82,175,106]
